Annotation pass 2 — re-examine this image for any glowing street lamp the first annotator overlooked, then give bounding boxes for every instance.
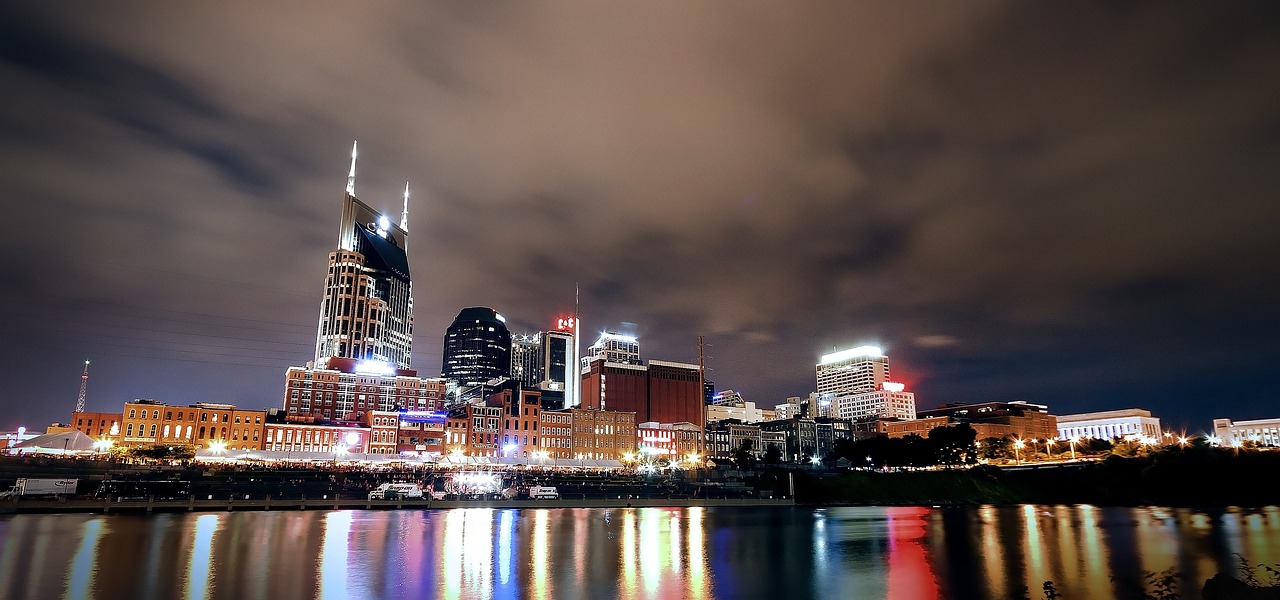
[209,440,228,454]
[1013,438,1025,464]
[1046,438,1056,459]
[1068,436,1079,460]
[1178,436,1189,448]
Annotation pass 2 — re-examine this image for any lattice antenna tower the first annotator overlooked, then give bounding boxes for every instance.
[75,360,90,413]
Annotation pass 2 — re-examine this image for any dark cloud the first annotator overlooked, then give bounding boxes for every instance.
[1,1,1277,433]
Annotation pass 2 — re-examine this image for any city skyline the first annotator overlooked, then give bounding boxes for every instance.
[2,3,1278,432]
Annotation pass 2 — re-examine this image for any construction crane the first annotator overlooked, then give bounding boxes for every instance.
[74,360,90,413]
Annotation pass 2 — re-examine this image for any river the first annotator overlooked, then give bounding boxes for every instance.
[1,505,1277,599]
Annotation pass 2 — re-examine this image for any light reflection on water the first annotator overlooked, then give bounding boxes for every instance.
[0,505,1277,600]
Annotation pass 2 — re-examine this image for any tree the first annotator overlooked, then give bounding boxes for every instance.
[762,443,783,465]
[929,424,978,467]
[733,439,758,470]
[977,436,1012,462]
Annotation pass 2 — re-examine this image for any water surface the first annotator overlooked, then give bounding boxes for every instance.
[1,505,1276,599]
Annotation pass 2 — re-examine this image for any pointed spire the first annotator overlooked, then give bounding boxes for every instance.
[401,181,410,230]
[346,141,358,195]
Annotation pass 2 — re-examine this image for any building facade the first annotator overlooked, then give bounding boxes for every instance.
[1213,417,1280,447]
[568,408,637,461]
[262,411,368,454]
[706,401,773,424]
[510,334,544,388]
[816,346,890,396]
[314,146,414,370]
[584,332,641,366]
[917,401,1058,442]
[69,412,121,440]
[636,421,703,461]
[283,359,446,421]
[442,307,512,386]
[1057,409,1163,442]
[121,401,265,450]
[831,384,917,421]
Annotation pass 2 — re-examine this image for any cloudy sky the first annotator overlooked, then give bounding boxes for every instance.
[1,2,1277,433]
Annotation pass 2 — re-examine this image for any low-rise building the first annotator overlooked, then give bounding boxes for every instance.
[443,403,502,457]
[262,409,368,453]
[121,400,265,450]
[1057,409,1163,442]
[636,421,702,462]
[396,410,447,456]
[1213,417,1280,447]
[706,401,773,425]
[363,410,400,454]
[68,412,121,440]
[705,420,764,463]
[569,408,637,461]
[917,400,1057,442]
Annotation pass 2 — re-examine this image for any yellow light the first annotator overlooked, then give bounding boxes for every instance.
[1014,439,1025,449]
[209,441,227,453]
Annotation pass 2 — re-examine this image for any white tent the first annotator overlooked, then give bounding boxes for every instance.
[10,430,97,454]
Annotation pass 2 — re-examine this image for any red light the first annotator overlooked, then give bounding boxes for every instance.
[554,316,576,332]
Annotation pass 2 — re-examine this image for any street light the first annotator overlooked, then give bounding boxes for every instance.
[1068,436,1079,460]
[1046,438,1056,459]
[1013,438,1025,464]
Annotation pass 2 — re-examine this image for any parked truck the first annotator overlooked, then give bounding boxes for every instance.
[527,486,559,500]
[0,478,79,499]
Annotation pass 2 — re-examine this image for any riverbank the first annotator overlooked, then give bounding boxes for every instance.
[0,495,793,514]
[776,449,1280,507]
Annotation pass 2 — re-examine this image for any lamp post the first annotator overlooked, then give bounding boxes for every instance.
[1046,438,1056,460]
[1014,438,1025,464]
[1068,436,1078,460]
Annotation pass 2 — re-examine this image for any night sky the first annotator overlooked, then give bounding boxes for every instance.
[2,3,1277,434]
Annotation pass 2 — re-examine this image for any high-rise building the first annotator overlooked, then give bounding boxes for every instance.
[584,332,641,366]
[816,346,889,396]
[284,144,442,424]
[442,307,512,386]
[831,382,916,421]
[580,357,704,430]
[314,143,414,371]
[510,334,543,388]
[543,316,579,406]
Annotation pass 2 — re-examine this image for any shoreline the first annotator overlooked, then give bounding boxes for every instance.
[0,496,795,515]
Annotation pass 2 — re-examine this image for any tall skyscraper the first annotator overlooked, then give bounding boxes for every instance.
[442,307,512,386]
[283,144,444,423]
[544,316,579,403]
[510,334,544,388]
[314,142,414,371]
[815,345,889,396]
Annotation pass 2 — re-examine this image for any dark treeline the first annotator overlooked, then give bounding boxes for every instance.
[747,440,1280,507]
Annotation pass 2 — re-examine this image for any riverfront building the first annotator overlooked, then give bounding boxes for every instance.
[1057,409,1163,442]
[917,400,1058,442]
[1213,417,1280,447]
[283,358,447,421]
[637,421,703,461]
[120,400,266,450]
[580,356,704,430]
[68,411,121,440]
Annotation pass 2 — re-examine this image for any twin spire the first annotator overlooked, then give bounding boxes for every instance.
[346,140,410,232]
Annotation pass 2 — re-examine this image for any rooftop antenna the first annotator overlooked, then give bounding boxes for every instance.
[74,360,90,413]
[346,140,358,195]
[401,181,410,230]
